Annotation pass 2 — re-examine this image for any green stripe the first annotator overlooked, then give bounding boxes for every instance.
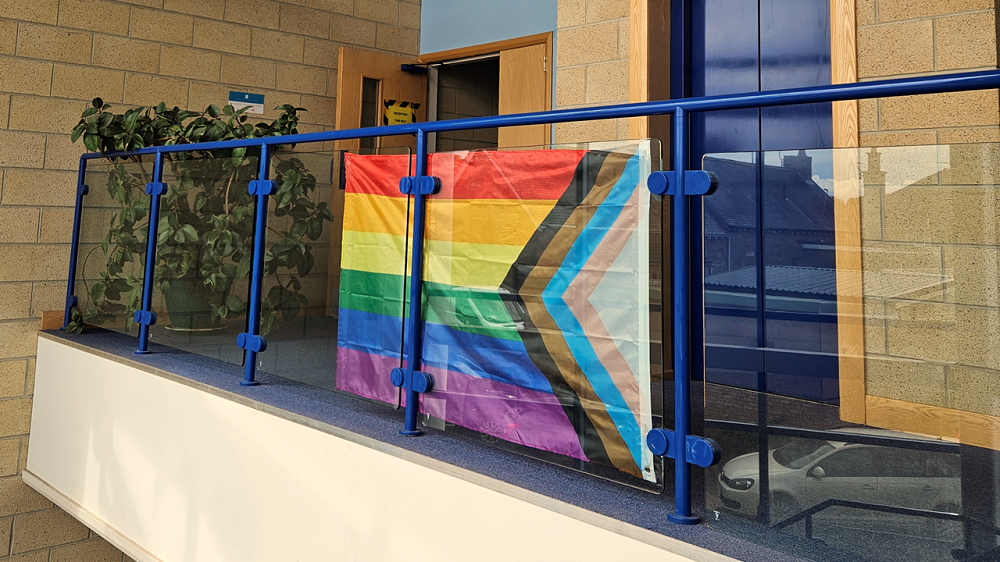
[338,267,406,318]
[339,269,522,342]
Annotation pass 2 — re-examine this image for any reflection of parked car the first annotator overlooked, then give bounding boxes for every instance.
[718,431,961,523]
[425,286,527,332]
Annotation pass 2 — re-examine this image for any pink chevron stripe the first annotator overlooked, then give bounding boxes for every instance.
[336,347,587,460]
[559,186,643,429]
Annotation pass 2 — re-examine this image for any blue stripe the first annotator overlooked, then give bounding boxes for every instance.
[422,322,554,393]
[541,154,645,469]
[336,307,554,394]
[336,308,403,360]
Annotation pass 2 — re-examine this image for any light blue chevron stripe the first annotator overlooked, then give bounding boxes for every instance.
[540,153,644,470]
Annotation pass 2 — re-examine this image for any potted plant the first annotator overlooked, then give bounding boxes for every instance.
[66,98,334,336]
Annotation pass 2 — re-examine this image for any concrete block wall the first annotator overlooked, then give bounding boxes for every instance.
[0,0,419,559]
[554,0,632,144]
[857,0,999,147]
[435,59,500,151]
[856,1,1000,417]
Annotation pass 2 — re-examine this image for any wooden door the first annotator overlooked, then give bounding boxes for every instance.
[498,43,550,148]
[334,47,427,151]
[329,47,427,311]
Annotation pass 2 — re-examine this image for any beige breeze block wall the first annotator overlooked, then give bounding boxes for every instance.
[856,1,1000,417]
[554,0,633,144]
[0,0,418,560]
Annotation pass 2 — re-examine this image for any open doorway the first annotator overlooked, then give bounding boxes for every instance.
[420,33,551,150]
[430,56,500,152]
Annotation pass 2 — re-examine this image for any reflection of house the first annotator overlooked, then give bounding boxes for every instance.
[703,152,836,278]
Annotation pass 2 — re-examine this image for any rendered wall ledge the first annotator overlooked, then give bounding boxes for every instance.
[26,332,759,562]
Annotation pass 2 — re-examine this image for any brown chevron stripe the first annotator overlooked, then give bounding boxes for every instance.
[518,149,640,477]
[501,151,611,465]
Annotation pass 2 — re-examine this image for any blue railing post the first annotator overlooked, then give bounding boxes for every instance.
[62,157,89,329]
[645,109,721,525]
[669,107,697,524]
[392,129,436,436]
[135,151,167,354]
[238,143,275,386]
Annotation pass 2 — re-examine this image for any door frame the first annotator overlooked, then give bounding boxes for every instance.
[419,32,553,149]
[417,32,552,68]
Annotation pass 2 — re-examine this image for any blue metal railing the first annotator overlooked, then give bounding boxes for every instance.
[62,68,1000,525]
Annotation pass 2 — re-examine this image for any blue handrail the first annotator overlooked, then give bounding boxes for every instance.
[62,68,1000,526]
[76,69,1000,159]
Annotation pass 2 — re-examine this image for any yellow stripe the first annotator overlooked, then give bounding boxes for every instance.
[343,193,409,238]
[341,230,407,276]
[424,239,525,289]
[427,198,558,246]
[341,230,525,288]
[344,193,558,246]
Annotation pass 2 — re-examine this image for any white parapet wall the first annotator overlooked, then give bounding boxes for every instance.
[26,335,730,562]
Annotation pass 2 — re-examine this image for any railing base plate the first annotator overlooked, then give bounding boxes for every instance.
[398,428,423,437]
[239,380,260,387]
[667,513,700,525]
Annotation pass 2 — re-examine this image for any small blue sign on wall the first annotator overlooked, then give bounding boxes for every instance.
[229,91,264,114]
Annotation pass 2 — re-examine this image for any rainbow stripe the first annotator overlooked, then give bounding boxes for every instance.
[336,147,655,480]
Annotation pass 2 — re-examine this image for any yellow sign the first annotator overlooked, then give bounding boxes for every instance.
[383,99,420,125]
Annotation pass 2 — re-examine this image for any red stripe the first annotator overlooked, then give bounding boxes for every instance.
[344,150,587,200]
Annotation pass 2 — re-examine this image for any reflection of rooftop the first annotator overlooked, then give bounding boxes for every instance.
[703,156,834,236]
[705,265,952,299]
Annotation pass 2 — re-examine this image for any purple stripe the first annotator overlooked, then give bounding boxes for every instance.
[336,347,588,461]
[335,346,408,406]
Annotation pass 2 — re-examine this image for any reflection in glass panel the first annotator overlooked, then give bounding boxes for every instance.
[258,145,411,391]
[146,151,259,365]
[73,158,153,335]
[702,153,763,391]
[258,144,411,390]
[702,143,1000,562]
[703,384,984,562]
[703,150,840,403]
[761,150,839,403]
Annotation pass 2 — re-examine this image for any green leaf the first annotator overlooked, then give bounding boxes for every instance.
[124,111,140,131]
[226,294,245,313]
[83,133,99,152]
[289,220,307,239]
[178,224,199,243]
[297,250,314,277]
[92,98,103,109]
[112,278,132,293]
[306,216,323,241]
[288,205,310,219]
[91,282,106,301]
